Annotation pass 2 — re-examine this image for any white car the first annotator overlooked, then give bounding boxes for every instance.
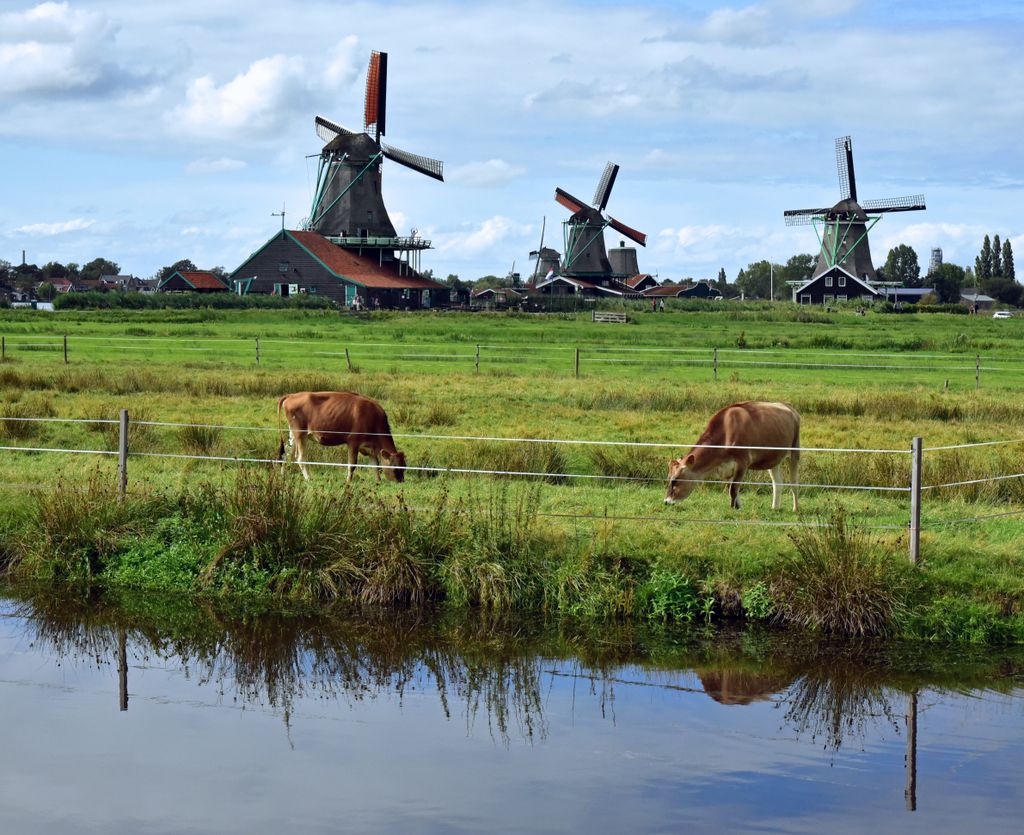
[992,310,1013,319]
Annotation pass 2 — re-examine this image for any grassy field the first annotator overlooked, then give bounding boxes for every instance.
[1,302,1023,641]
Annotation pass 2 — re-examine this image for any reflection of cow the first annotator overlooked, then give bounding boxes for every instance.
[697,670,793,706]
[665,401,800,510]
[277,391,406,483]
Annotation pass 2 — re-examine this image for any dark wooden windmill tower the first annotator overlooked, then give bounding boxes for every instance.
[784,136,925,282]
[555,163,647,280]
[305,51,442,271]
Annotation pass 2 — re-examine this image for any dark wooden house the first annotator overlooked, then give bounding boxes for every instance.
[229,230,449,309]
[158,270,229,293]
[642,280,723,299]
[791,265,880,305]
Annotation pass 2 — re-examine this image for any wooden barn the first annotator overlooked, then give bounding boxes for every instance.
[790,265,880,305]
[642,280,723,299]
[229,230,450,309]
[158,270,229,293]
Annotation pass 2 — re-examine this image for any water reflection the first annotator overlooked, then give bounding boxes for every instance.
[10,589,1024,760]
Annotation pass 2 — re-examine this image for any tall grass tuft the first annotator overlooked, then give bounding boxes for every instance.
[178,420,222,456]
[772,507,909,637]
[588,444,664,484]
[0,396,55,441]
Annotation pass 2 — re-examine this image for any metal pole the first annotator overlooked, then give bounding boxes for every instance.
[118,409,129,500]
[909,436,922,565]
[345,348,352,372]
[905,690,918,811]
[574,347,580,379]
[713,347,718,381]
[63,334,68,364]
[255,337,260,366]
[475,344,480,373]
[976,354,980,390]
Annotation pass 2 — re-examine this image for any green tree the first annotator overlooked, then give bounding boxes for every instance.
[976,235,992,281]
[716,267,728,293]
[81,258,120,281]
[883,244,921,287]
[982,276,1022,307]
[1002,238,1015,282]
[36,282,57,301]
[780,253,814,292]
[154,259,197,283]
[992,234,1002,277]
[736,260,773,299]
[41,261,68,279]
[931,263,965,303]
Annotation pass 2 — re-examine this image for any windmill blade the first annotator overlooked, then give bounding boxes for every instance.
[555,188,589,214]
[531,216,546,281]
[607,215,647,247]
[592,162,619,211]
[381,142,444,181]
[861,195,926,213]
[835,135,857,202]
[363,50,388,141]
[315,115,354,144]
[784,208,829,226]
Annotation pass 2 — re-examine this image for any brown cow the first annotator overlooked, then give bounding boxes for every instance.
[665,401,800,510]
[277,391,406,483]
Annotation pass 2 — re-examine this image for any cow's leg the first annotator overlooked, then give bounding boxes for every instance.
[769,464,782,510]
[790,452,800,512]
[346,443,359,483]
[372,449,383,482]
[730,463,747,509]
[294,431,311,481]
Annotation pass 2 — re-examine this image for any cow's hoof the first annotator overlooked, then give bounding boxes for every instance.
[663,498,675,505]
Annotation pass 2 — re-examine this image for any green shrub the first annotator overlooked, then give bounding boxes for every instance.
[637,570,701,622]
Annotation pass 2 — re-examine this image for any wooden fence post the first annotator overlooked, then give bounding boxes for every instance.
[976,354,981,390]
[1,336,4,361]
[255,337,260,366]
[63,334,68,364]
[713,347,718,381]
[909,436,922,565]
[574,347,580,379]
[475,344,480,373]
[344,348,352,372]
[118,409,129,500]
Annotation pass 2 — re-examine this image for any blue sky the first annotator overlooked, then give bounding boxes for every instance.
[1,0,1022,281]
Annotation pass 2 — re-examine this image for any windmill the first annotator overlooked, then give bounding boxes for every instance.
[555,162,647,279]
[306,51,443,243]
[784,136,924,282]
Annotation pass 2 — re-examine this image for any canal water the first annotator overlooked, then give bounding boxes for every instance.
[2,592,1023,833]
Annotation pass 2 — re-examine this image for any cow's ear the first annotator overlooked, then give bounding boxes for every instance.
[684,453,696,466]
[380,449,393,460]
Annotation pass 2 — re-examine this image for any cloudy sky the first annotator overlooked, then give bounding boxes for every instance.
[2,0,1023,281]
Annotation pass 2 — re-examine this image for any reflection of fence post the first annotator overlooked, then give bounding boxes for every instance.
[713,347,718,381]
[1,336,4,361]
[118,409,129,500]
[976,354,980,390]
[909,436,922,564]
[118,629,129,712]
[63,334,68,364]
[905,689,918,811]
[475,344,480,373]
[255,337,260,366]
[574,348,580,379]
[344,348,352,372]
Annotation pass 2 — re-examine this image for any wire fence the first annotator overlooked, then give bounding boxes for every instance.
[3,332,1022,387]
[2,412,1024,559]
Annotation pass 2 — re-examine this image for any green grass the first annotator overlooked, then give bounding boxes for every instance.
[1,304,1024,641]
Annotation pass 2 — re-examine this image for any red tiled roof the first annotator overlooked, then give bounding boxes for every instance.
[289,231,447,290]
[179,271,228,290]
[642,283,684,297]
[624,273,656,288]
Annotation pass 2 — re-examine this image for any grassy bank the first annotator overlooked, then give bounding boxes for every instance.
[2,306,1023,642]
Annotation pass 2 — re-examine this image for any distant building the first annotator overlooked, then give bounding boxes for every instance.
[642,280,723,299]
[158,270,229,293]
[791,265,881,305]
[929,248,943,275]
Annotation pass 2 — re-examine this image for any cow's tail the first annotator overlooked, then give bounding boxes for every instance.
[790,411,801,510]
[276,395,288,461]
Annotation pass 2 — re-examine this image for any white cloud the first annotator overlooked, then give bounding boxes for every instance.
[448,159,526,188]
[185,157,247,174]
[171,54,309,139]
[436,216,532,257]
[12,217,95,236]
[324,35,360,90]
[0,2,117,95]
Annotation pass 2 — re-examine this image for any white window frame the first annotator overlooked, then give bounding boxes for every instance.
[837,294,847,302]
[838,275,846,287]
[825,275,833,287]
[800,294,811,305]
[824,294,834,303]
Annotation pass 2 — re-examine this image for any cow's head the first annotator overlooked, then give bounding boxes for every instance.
[665,454,699,504]
[382,449,406,482]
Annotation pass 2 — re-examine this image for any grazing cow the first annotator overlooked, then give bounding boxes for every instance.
[665,401,800,510]
[277,391,406,483]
